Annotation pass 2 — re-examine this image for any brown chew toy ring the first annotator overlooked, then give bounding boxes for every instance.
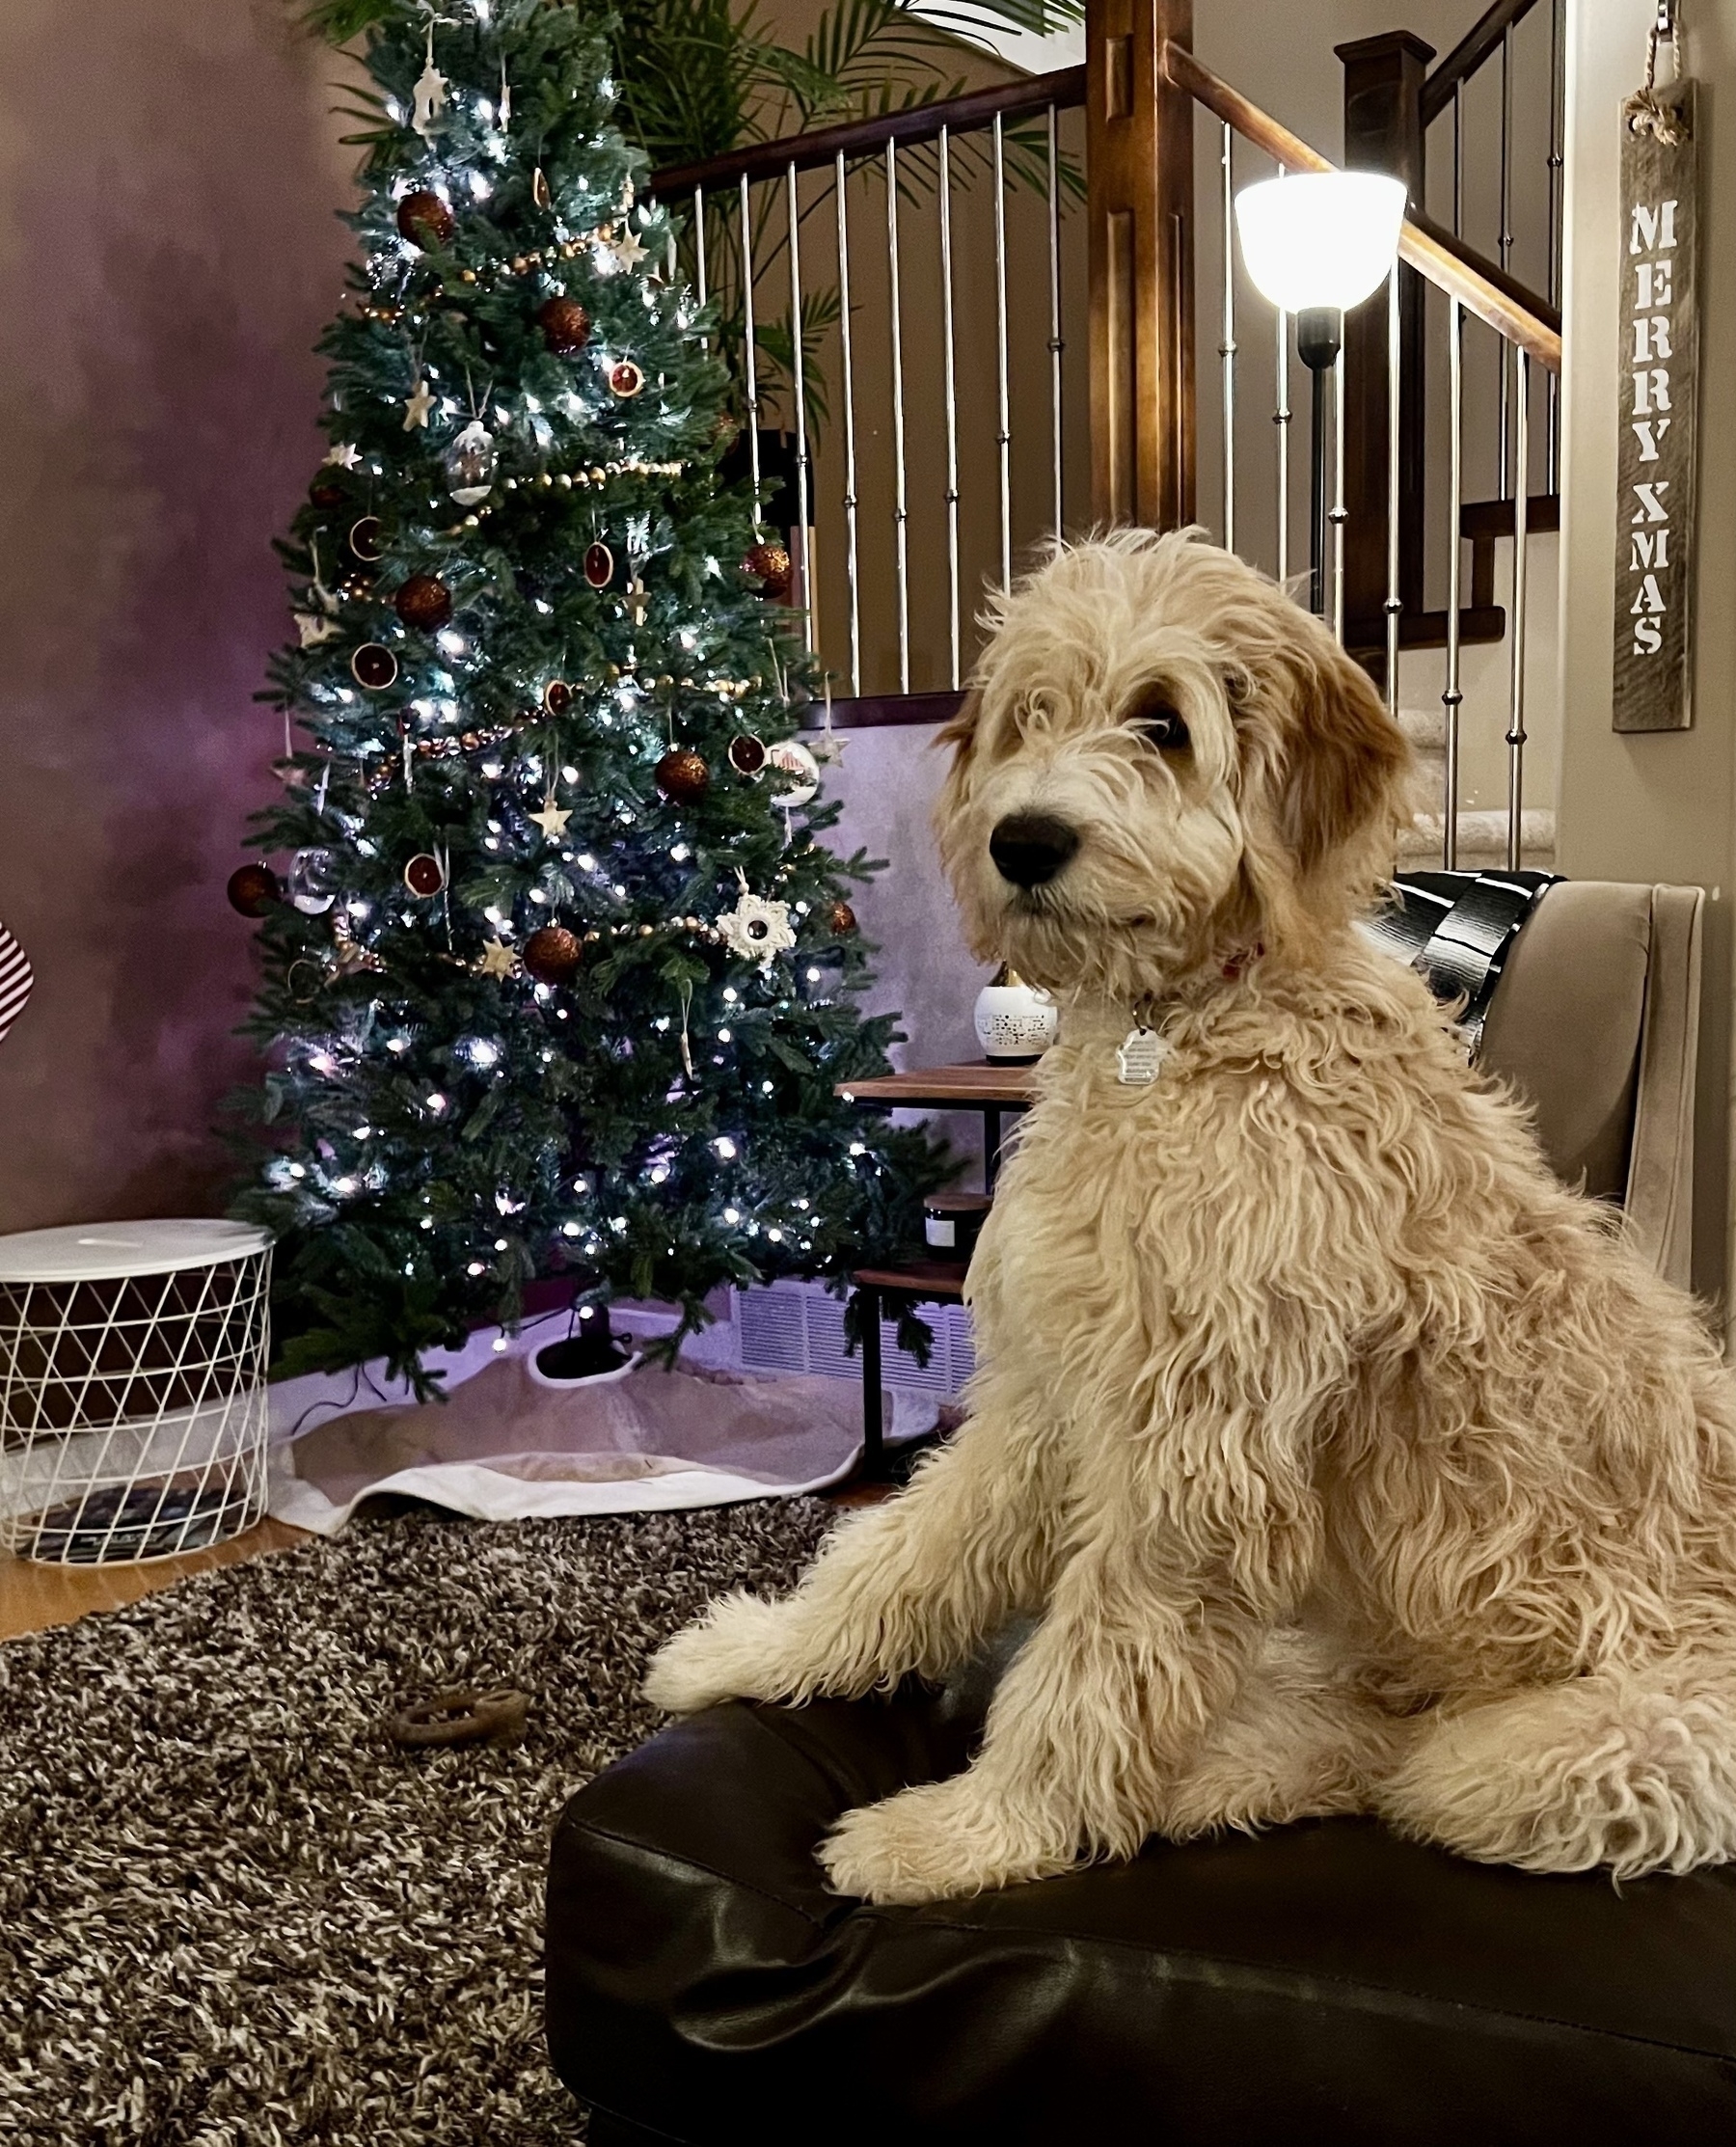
[386,1686,529,1748]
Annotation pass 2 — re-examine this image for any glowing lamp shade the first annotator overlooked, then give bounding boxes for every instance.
[1234,172,1407,313]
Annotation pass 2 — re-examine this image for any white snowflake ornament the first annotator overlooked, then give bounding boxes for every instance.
[717,883,796,968]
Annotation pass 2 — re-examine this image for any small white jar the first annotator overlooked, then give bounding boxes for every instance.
[972,965,1058,1062]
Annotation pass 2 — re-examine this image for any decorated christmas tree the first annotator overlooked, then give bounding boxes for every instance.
[230,0,942,1389]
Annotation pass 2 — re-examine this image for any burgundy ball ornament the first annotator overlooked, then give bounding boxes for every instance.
[350,642,399,691]
[542,679,573,716]
[523,925,583,983]
[227,863,282,918]
[395,188,454,249]
[727,733,766,776]
[538,296,591,354]
[825,899,857,936]
[655,747,710,803]
[348,515,384,563]
[608,359,645,398]
[393,573,452,631]
[583,542,614,589]
[403,853,446,898]
[309,474,349,509]
[741,540,792,599]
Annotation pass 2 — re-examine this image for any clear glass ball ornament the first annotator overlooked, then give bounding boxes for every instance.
[286,847,339,915]
[444,420,498,506]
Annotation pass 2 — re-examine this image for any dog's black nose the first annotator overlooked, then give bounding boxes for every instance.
[990,812,1080,888]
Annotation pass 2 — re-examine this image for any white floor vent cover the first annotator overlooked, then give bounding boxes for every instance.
[732,1279,975,1402]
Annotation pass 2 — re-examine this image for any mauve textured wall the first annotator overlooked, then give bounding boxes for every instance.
[0,1,985,1235]
[0,3,359,1233]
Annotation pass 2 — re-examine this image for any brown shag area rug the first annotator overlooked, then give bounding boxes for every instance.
[0,1500,833,2144]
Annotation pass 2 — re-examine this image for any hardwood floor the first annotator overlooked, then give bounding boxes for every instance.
[0,1518,310,1643]
[1,1480,893,1644]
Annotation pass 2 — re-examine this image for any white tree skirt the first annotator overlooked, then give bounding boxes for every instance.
[268,1312,936,1534]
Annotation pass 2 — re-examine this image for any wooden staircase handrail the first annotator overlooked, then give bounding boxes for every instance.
[1160,42,1561,373]
[1405,208,1560,340]
[648,66,1086,195]
[1419,0,1543,124]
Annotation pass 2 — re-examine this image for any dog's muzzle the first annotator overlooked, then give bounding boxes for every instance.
[990,812,1079,888]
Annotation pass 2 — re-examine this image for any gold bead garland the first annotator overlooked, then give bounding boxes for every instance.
[358,673,764,793]
[364,227,633,316]
[441,456,686,534]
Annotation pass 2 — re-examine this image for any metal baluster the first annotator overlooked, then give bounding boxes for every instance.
[692,184,707,307]
[1331,341,1346,642]
[1220,122,1237,555]
[739,174,760,500]
[1384,263,1401,715]
[992,112,1013,591]
[1506,349,1530,869]
[834,151,861,697]
[786,160,812,656]
[1498,26,1514,500]
[1546,0,1565,491]
[1046,102,1064,541]
[1443,298,1464,870]
[939,126,963,690]
[1450,80,1466,854]
[887,138,910,691]
[1273,167,1289,585]
[1275,302,1290,585]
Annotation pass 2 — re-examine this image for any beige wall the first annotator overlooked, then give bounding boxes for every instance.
[1556,0,1736,1309]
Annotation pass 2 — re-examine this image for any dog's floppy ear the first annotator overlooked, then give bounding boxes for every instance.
[936,688,982,768]
[1277,639,1410,880]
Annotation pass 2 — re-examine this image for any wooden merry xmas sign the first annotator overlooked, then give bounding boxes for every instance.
[1613,76,1699,733]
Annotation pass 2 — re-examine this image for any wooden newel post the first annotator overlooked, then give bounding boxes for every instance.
[1337,31,1432,675]
[1089,0,1196,529]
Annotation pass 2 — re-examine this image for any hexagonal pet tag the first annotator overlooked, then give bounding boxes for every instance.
[1116,1025,1171,1086]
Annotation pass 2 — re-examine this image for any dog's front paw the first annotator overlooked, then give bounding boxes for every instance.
[643,1591,801,1713]
[819,1779,1080,1905]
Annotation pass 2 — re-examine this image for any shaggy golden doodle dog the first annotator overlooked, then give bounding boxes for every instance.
[647,530,1736,1905]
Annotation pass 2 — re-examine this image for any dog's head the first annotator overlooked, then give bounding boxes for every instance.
[936,530,1411,1002]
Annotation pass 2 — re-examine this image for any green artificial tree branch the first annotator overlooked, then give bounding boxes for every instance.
[231,0,952,1386]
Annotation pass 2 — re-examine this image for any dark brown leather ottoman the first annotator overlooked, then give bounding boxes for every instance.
[545,1676,1736,2144]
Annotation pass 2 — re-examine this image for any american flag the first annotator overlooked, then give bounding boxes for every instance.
[0,921,31,1050]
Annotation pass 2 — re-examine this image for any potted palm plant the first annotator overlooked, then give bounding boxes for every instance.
[301,0,1080,441]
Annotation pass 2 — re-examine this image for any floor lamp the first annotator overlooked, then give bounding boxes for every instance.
[1234,171,1407,625]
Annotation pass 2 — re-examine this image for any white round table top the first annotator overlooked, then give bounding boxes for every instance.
[0,1218,275,1284]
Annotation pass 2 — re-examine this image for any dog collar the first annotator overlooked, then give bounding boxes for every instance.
[1220,939,1265,981]
[1118,944,1262,1084]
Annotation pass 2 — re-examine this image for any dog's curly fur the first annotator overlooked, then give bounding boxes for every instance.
[647,531,1736,1905]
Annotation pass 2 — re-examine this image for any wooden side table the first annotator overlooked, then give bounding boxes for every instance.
[836,1061,1040,1189]
[837,1065,1039,1473]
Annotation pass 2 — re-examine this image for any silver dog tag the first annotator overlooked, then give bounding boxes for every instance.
[1116,1026,1170,1085]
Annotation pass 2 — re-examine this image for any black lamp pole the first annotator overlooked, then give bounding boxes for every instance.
[1296,305,1343,618]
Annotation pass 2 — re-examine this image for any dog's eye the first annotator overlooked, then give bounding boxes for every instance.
[1126,695,1189,751]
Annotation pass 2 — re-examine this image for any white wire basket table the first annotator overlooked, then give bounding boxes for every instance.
[0,1219,274,1565]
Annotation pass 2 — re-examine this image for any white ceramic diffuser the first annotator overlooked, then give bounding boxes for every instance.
[972,965,1058,1063]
